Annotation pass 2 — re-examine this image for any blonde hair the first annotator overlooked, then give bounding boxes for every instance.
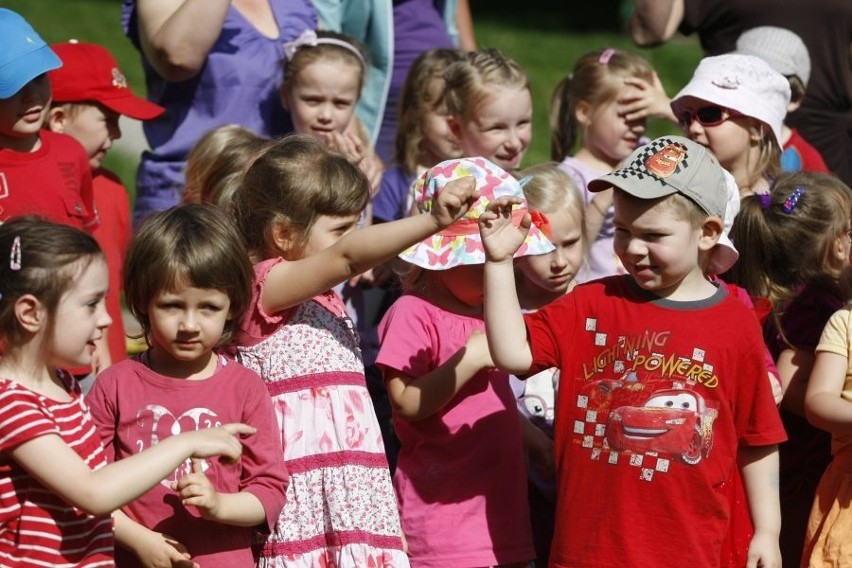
[395,48,463,173]
[282,31,367,95]
[235,134,370,259]
[549,48,655,161]
[729,172,852,303]
[444,48,529,121]
[182,125,268,214]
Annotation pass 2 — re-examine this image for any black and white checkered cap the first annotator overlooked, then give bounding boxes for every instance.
[587,136,727,219]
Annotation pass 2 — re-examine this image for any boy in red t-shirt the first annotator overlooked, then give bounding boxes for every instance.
[0,8,97,231]
[46,41,164,372]
[480,135,786,568]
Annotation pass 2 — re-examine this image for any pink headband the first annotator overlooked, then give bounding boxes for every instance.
[283,30,365,65]
[598,48,616,65]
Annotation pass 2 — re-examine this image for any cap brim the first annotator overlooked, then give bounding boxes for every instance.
[99,93,165,120]
[0,45,61,98]
[588,171,678,200]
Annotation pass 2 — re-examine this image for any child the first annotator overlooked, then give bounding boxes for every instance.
[182,124,268,214]
[46,40,166,373]
[480,135,786,568]
[734,26,830,174]
[280,29,382,192]
[0,216,252,566]
[444,48,532,174]
[232,133,478,567]
[376,157,555,567]
[0,9,97,231]
[729,171,852,567]
[511,162,586,567]
[85,204,288,568]
[549,47,665,282]
[671,53,791,197]
[374,48,463,224]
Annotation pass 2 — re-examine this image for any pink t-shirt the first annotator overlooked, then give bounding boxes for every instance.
[376,294,534,568]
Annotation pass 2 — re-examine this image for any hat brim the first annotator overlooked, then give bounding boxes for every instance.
[399,224,555,270]
[706,233,738,275]
[98,93,165,121]
[0,45,61,99]
[587,171,679,200]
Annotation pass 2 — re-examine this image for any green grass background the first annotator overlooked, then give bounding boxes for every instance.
[5,0,703,202]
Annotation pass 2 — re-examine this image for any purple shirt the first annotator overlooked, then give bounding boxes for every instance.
[122,0,317,223]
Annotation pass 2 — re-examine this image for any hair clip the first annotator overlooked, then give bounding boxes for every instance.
[598,48,616,65]
[758,193,771,210]
[782,186,805,214]
[283,29,366,65]
[9,236,21,271]
[528,211,552,240]
[517,175,534,188]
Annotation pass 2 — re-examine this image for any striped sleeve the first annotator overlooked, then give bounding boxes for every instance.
[0,388,59,451]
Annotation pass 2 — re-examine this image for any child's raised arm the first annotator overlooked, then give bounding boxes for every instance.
[480,196,534,374]
[262,176,478,314]
[8,423,254,517]
[805,350,852,436]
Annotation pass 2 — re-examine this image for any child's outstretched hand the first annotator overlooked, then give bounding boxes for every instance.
[133,530,198,568]
[618,73,676,123]
[430,176,479,228]
[185,423,255,464]
[172,458,221,520]
[479,195,530,263]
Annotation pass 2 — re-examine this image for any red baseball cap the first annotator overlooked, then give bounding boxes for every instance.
[48,41,164,120]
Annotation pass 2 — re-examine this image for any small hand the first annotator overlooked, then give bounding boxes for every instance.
[172,458,220,520]
[134,530,199,568]
[618,73,676,123]
[187,423,255,464]
[430,176,478,227]
[478,195,529,263]
[746,530,781,568]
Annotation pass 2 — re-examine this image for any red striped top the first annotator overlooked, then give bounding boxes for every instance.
[0,374,114,567]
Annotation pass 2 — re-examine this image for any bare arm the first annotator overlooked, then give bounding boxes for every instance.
[9,424,252,517]
[777,347,814,417]
[455,0,477,51]
[805,351,852,435]
[480,197,534,374]
[739,445,782,568]
[135,0,232,81]
[385,330,493,421]
[262,177,477,314]
[628,0,684,47]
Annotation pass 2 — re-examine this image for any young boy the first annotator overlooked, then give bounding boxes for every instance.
[46,41,164,371]
[735,26,829,174]
[479,135,786,568]
[0,8,96,230]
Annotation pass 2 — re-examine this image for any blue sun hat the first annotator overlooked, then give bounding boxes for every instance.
[0,9,62,99]
[399,157,555,270]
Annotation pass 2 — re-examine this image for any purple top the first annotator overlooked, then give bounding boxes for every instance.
[122,0,317,223]
[373,165,416,223]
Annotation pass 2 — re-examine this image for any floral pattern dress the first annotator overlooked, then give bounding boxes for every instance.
[236,258,408,568]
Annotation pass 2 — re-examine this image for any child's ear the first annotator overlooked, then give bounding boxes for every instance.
[270,222,297,257]
[447,114,462,141]
[45,106,67,133]
[787,98,801,113]
[698,216,723,252]
[14,294,46,333]
[574,100,593,127]
[279,86,291,112]
[830,230,850,265]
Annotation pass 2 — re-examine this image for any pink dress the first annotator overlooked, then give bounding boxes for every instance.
[236,258,408,568]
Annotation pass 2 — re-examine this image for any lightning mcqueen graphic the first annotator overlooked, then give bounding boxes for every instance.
[606,389,717,465]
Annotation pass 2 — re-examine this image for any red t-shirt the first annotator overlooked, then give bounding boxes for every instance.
[90,168,131,364]
[0,373,114,566]
[524,276,786,568]
[783,128,830,173]
[86,355,288,568]
[0,130,97,230]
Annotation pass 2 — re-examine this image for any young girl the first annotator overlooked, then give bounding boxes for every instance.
[803,305,852,567]
[182,124,268,214]
[373,47,463,224]
[671,53,791,197]
[280,29,382,192]
[511,162,586,567]
[376,157,555,567]
[444,47,532,174]
[232,133,478,567]
[0,216,250,566]
[549,47,664,282]
[730,171,852,567]
[85,204,288,568]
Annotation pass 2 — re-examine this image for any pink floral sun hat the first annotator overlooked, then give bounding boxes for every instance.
[399,156,555,270]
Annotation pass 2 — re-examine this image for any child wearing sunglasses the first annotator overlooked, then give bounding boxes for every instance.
[671,53,791,197]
